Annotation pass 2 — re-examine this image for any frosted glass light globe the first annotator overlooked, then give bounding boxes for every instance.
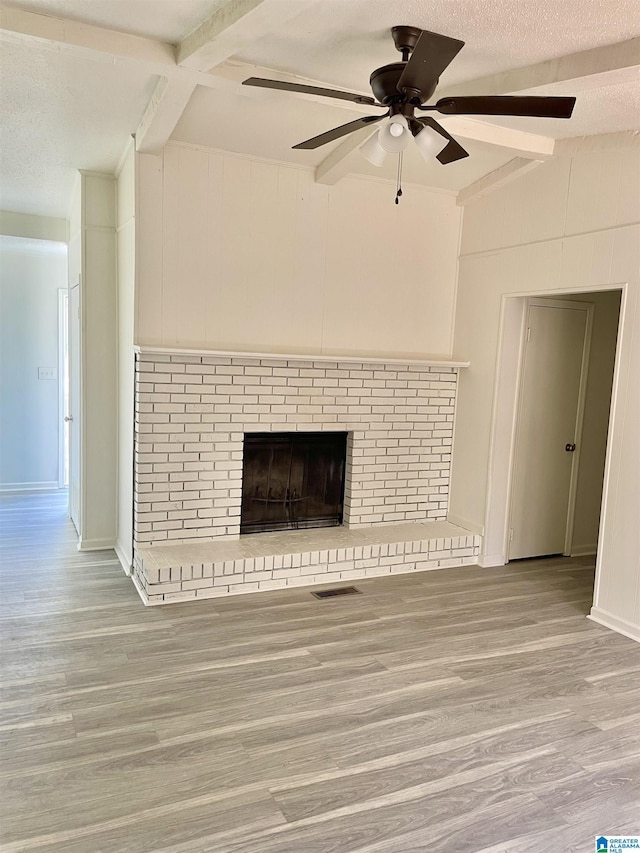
[379,115,411,154]
[414,124,448,160]
[360,130,387,167]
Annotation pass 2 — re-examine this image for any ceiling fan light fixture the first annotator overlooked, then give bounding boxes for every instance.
[253,26,576,184]
[360,130,387,167]
[414,124,448,160]
[378,115,411,153]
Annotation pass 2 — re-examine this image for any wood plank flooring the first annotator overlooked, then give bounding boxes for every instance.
[1,490,639,852]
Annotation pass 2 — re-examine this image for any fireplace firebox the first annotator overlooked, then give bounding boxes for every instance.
[240,432,347,534]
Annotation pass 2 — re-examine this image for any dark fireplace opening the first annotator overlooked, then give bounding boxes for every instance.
[240,432,347,535]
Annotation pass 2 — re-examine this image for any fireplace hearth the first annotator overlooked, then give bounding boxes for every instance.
[240,432,347,534]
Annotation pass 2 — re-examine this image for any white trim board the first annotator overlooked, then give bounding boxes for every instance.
[115,542,132,577]
[0,481,59,493]
[570,545,597,557]
[589,607,640,644]
[77,537,117,551]
[477,554,507,568]
[134,345,470,369]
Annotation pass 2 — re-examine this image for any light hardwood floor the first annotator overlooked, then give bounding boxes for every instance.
[1,491,639,852]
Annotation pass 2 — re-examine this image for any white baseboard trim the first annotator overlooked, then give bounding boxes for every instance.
[115,542,132,576]
[0,481,59,493]
[570,544,597,557]
[478,554,507,568]
[446,513,485,535]
[77,537,117,551]
[588,606,640,643]
[131,573,151,606]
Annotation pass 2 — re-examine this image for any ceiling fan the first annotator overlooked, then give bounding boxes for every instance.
[243,26,576,168]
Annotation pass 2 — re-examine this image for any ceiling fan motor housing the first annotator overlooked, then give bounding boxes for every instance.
[369,63,437,106]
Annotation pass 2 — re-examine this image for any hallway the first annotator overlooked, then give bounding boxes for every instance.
[1,491,639,852]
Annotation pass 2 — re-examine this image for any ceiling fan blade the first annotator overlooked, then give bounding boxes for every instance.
[413,117,469,165]
[242,77,379,106]
[292,114,388,150]
[433,95,576,118]
[397,30,465,95]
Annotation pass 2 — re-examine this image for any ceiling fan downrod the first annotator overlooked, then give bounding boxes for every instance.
[391,25,423,60]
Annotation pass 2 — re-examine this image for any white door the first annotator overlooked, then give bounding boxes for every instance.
[509,300,592,560]
[68,283,81,534]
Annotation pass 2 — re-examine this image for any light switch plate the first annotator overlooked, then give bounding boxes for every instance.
[38,367,57,380]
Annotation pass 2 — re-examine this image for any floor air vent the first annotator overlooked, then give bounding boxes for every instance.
[312,586,361,599]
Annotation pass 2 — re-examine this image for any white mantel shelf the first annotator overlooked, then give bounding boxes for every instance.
[134,345,470,369]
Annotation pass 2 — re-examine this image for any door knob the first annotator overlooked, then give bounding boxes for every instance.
[64,416,73,422]
[565,443,576,452]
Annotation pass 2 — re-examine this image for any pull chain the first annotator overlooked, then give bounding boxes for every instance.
[395,151,403,204]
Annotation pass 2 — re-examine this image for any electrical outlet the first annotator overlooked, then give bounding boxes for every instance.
[38,367,57,380]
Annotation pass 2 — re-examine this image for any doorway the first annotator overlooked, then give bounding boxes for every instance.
[484,287,622,567]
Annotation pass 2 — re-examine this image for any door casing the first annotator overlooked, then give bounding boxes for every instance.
[68,280,81,533]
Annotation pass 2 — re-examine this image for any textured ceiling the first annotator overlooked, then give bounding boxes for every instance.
[1,0,639,219]
[236,0,640,90]
[0,37,155,217]
[2,0,227,42]
[484,80,640,138]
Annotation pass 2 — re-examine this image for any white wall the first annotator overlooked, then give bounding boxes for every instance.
[83,174,117,549]
[450,138,640,641]
[136,142,462,358]
[69,172,118,549]
[116,145,136,570]
[0,211,68,243]
[0,238,67,490]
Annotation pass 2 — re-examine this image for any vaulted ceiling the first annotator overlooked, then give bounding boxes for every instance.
[1,0,638,218]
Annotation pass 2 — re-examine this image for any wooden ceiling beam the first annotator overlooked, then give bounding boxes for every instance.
[177,0,313,72]
[135,77,198,155]
[456,158,543,206]
[439,37,640,98]
[0,4,174,68]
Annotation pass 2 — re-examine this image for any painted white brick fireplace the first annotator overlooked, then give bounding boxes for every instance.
[132,349,479,603]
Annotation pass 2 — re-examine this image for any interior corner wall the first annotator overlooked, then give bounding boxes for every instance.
[450,143,640,640]
[0,241,67,490]
[72,172,118,550]
[135,142,462,359]
[116,145,136,571]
